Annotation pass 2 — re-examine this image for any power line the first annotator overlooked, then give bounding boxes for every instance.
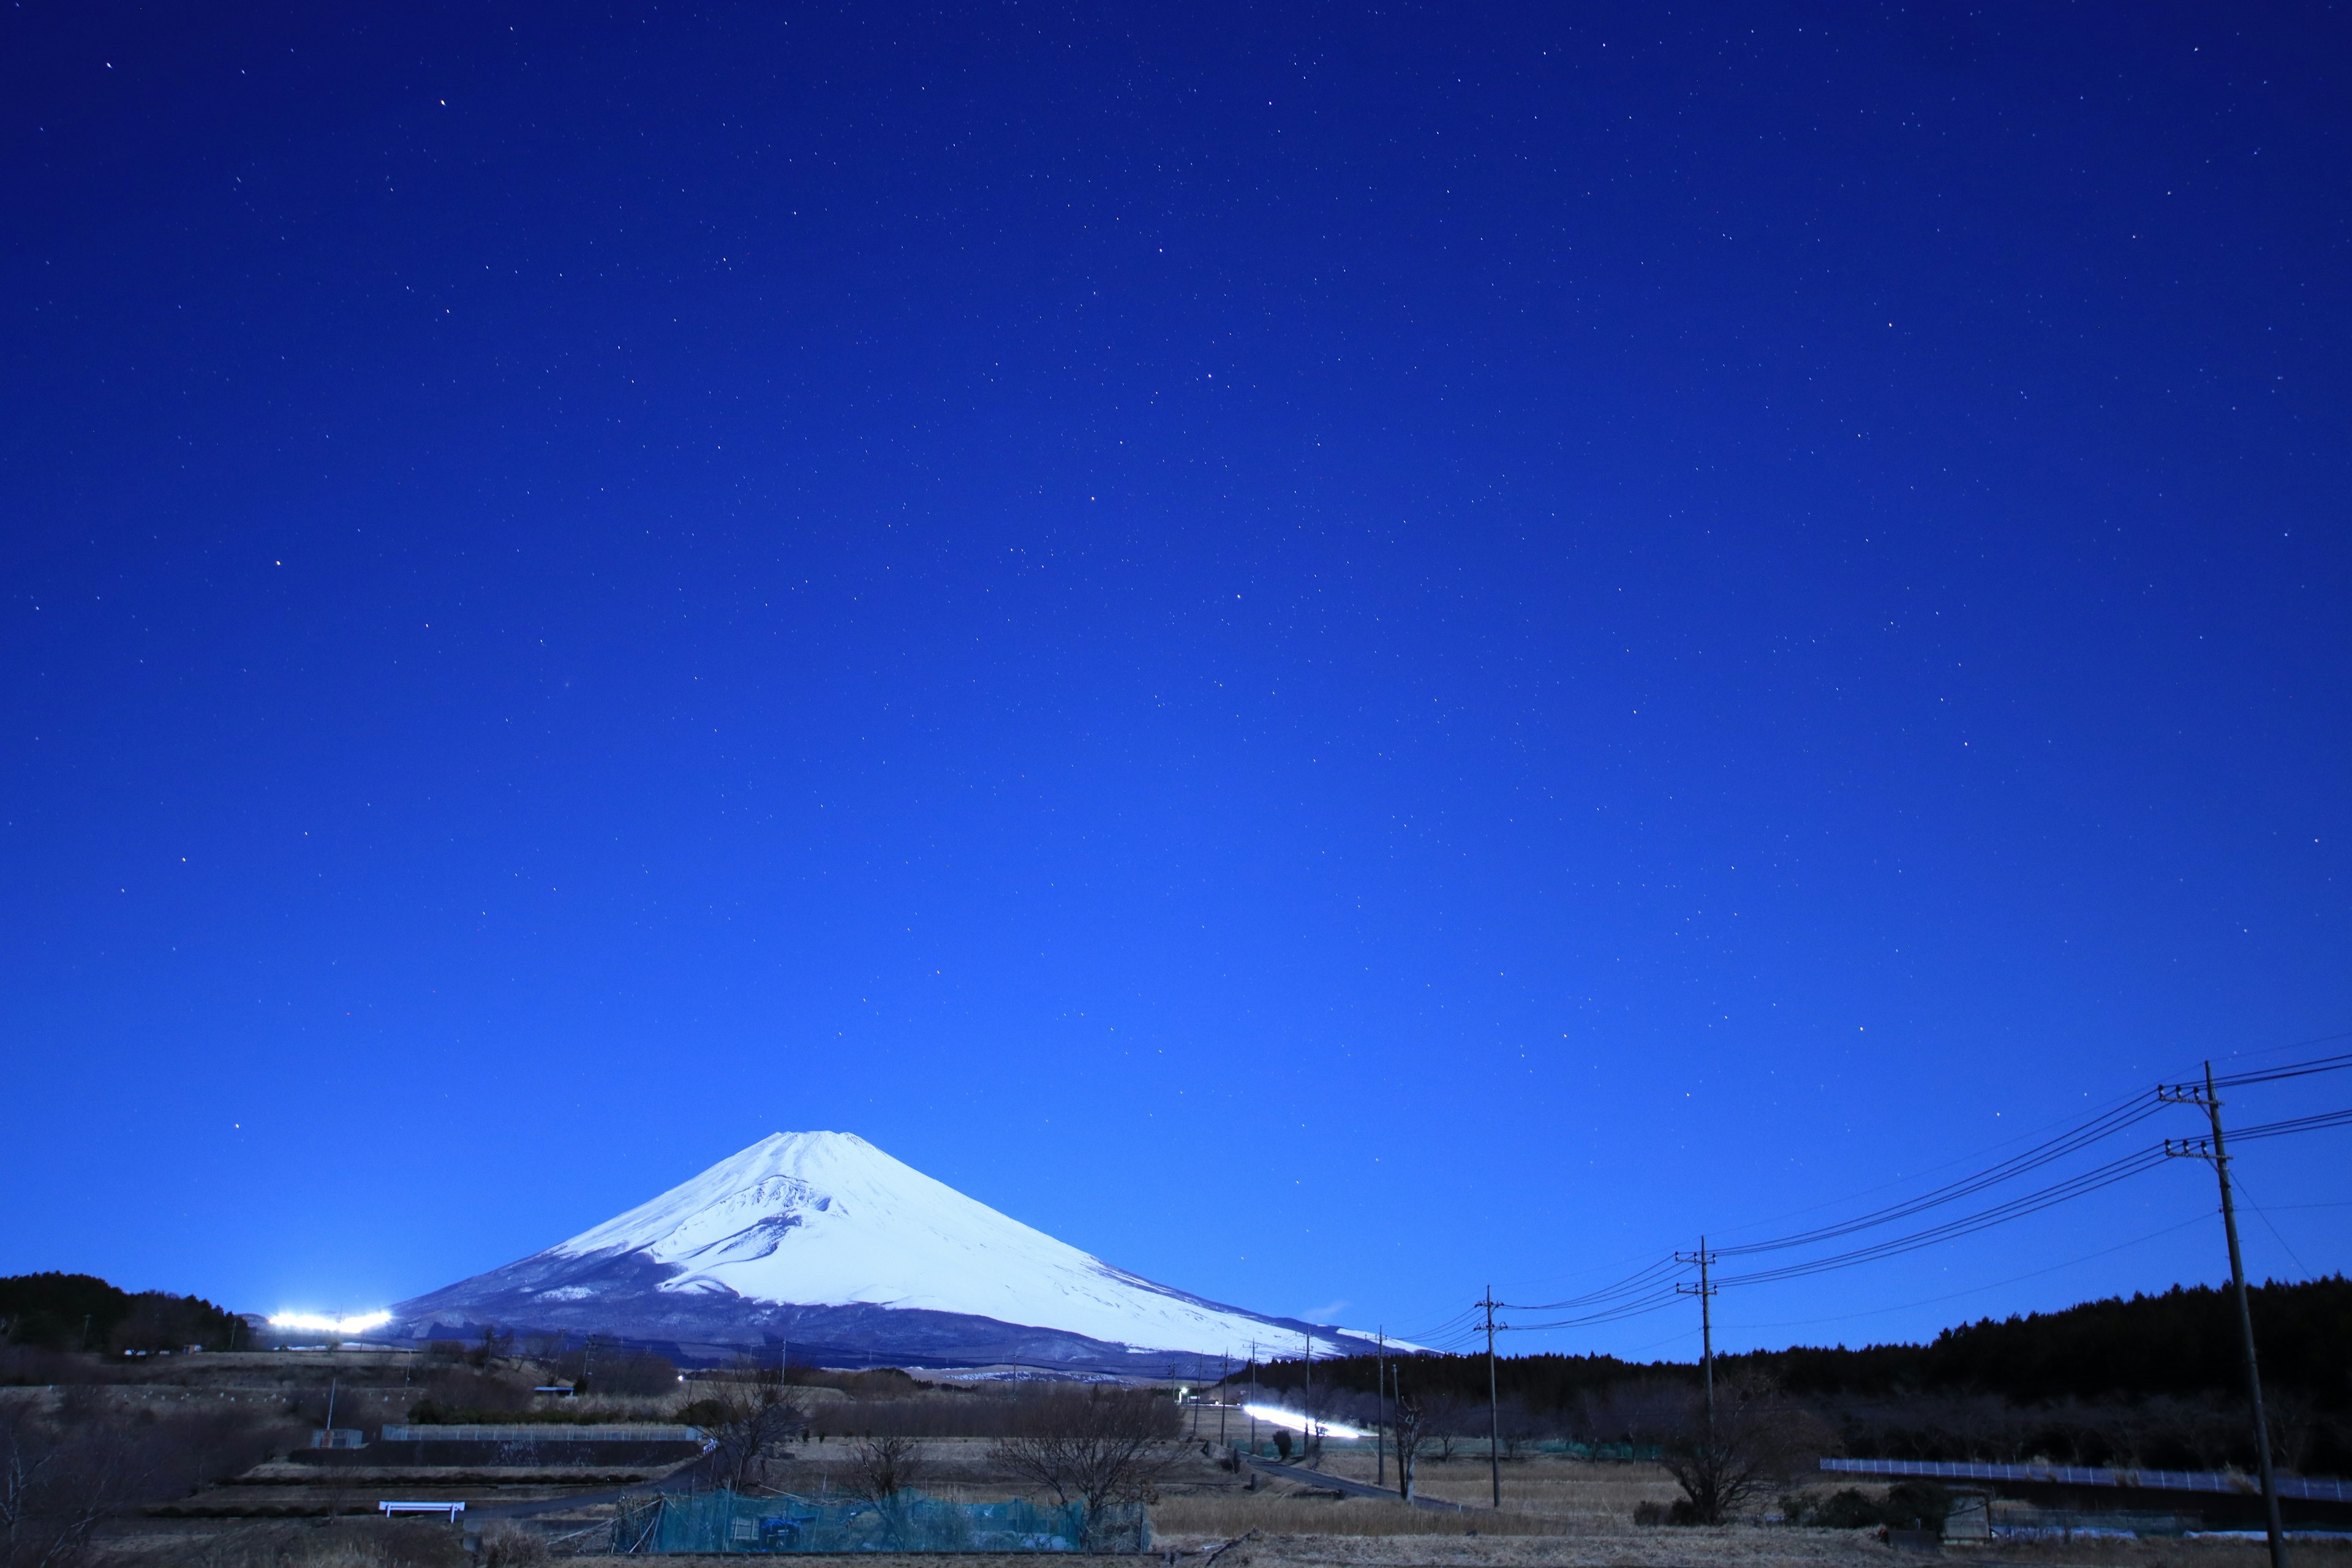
[1411,1044,2350,1370]
[1716,1211,2213,1332]
[2192,1027,2352,1084]
[1697,1084,2160,1246]
[1714,1095,2166,1258]
[2225,1106,2352,1142]
[2228,1170,2318,1284]
[1501,1255,1683,1313]
[1717,1144,2173,1287]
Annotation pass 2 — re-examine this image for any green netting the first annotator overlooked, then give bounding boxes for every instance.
[611,1488,1150,1554]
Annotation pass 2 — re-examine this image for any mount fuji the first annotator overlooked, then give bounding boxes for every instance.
[388,1132,1387,1372]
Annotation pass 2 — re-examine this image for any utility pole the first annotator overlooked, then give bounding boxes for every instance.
[1219,1351,1229,1447]
[1382,1363,1401,1504]
[2162,1063,2289,1568]
[1483,1287,1500,1507]
[1376,1327,1388,1488]
[1248,1341,1258,1453]
[1302,1330,1313,1460]
[1675,1239,1718,1454]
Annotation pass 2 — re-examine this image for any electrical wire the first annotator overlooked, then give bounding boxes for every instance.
[2228,1169,2319,1283]
[1713,1210,2214,1332]
[1697,1082,2159,1246]
[1500,1289,1685,1332]
[1700,1099,2348,1292]
[1393,1047,2348,1359]
[1499,1255,1683,1313]
[2226,1106,2352,1143]
[2210,1050,2352,1089]
[1714,1094,2165,1257]
[1716,1143,2173,1287]
[2194,1028,2352,1086]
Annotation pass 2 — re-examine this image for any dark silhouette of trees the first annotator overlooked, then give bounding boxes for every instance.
[1653,1374,1826,1526]
[845,1434,926,1503]
[1237,1277,2351,1413]
[1,1395,285,1567]
[0,1275,239,1356]
[987,1387,1177,1545]
[688,1360,805,1494]
[1387,1393,1425,1502]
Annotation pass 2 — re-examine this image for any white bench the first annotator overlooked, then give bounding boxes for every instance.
[379,1501,465,1521]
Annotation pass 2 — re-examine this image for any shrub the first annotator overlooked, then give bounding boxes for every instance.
[477,1520,548,1565]
[1788,1484,1948,1531]
[1806,1488,1885,1529]
[1884,1479,1952,1531]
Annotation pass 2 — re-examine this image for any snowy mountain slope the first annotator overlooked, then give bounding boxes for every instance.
[389,1132,1389,1369]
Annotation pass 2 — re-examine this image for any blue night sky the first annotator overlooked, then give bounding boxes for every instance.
[3,2,2346,1360]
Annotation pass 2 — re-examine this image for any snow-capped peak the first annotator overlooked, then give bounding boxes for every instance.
[541,1131,1361,1360]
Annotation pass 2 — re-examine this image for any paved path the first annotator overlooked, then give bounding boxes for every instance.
[1242,1454,1465,1512]
[468,1451,713,1523]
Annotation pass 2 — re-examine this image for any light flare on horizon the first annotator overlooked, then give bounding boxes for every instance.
[1239,1402,1368,1439]
[268,1310,392,1335]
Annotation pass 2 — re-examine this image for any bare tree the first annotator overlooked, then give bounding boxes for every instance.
[1497,1396,1544,1460]
[845,1434,926,1503]
[1422,1395,1469,1463]
[987,1387,1178,1545]
[688,1363,805,1494]
[1387,1393,1425,1503]
[1654,1373,1826,1525]
[0,1396,268,1568]
[2266,1387,2316,1476]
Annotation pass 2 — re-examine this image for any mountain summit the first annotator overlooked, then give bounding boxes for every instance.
[389,1131,1380,1371]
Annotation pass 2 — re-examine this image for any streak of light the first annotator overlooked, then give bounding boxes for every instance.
[269,1310,392,1335]
[1241,1403,1368,1439]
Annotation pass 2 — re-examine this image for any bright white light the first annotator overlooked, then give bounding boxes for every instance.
[268,1311,391,1335]
[1240,1403,1368,1439]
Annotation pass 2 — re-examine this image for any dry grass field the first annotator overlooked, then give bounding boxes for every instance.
[47,1360,2340,1568]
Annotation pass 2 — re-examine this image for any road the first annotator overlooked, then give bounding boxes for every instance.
[1242,1453,1466,1513]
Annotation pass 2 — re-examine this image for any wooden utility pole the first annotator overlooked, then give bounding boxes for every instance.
[1248,1341,1258,1453]
[1302,1330,1314,1460]
[1483,1287,1500,1507]
[1219,1351,1229,1447]
[2163,1063,2289,1568]
[1675,1239,1718,1452]
[1390,1360,1412,1502]
[1376,1327,1388,1488]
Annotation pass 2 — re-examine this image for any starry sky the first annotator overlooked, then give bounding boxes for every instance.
[4,1,2347,1359]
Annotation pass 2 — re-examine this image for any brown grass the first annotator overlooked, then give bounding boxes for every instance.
[1295,1452,1683,1528]
[1152,1493,1557,1538]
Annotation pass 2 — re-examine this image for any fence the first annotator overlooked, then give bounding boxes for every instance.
[1991,1507,2205,1540]
[1819,1457,2352,1504]
[380,1423,704,1443]
[610,1489,1150,1555]
[1227,1438,1661,1462]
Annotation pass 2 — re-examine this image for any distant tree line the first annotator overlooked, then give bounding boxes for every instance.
[0,1273,243,1357]
[1245,1276,2351,1410]
[1234,1276,2352,1480]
